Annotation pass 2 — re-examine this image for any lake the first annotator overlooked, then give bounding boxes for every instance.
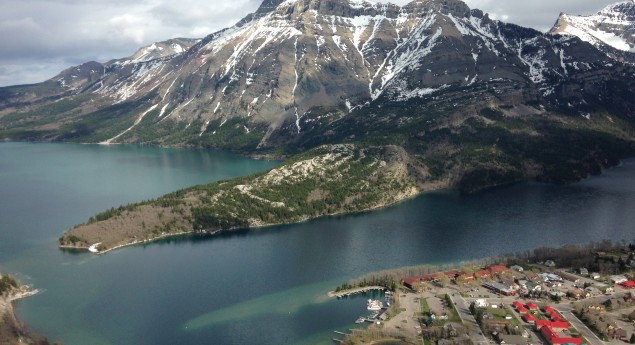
[1,142,634,345]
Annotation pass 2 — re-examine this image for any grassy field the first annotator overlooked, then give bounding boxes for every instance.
[489,307,520,325]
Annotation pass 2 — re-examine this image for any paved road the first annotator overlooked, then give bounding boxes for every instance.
[450,293,489,345]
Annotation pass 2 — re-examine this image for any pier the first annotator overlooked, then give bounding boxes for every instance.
[327,286,386,298]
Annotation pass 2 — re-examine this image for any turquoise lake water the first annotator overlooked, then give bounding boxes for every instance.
[1,142,634,344]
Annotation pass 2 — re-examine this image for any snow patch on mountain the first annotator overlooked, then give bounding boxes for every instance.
[550,1,635,52]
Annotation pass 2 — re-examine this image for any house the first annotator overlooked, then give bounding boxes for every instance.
[539,273,561,283]
[590,272,601,280]
[610,275,628,284]
[602,286,615,294]
[517,306,528,314]
[549,291,566,300]
[579,268,589,276]
[556,271,580,283]
[544,260,556,267]
[609,328,627,340]
[535,320,570,331]
[402,273,440,289]
[475,270,491,279]
[511,265,524,272]
[483,281,515,296]
[550,312,563,322]
[540,326,583,345]
[513,301,524,309]
[522,314,535,324]
[526,282,542,292]
[525,302,538,311]
[585,286,601,296]
[567,289,584,299]
[444,270,461,279]
[488,265,509,275]
[620,281,635,289]
[543,306,555,314]
[500,278,519,291]
[474,299,488,308]
[458,273,475,282]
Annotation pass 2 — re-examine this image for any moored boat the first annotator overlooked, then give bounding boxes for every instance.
[367,299,383,311]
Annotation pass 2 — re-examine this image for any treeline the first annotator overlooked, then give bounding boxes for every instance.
[505,240,635,275]
[87,203,137,224]
[335,257,504,292]
[0,275,18,295]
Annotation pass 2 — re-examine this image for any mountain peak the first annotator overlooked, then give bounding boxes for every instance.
[549,0,635,52]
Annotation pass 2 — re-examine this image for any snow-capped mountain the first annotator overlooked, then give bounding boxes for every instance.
[1,0,634,151]
[550,0,635,53]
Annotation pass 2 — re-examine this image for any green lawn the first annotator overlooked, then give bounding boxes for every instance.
[420,298,431,315]
[489,307,520,325]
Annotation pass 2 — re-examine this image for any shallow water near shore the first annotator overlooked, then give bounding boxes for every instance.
[1,142,635,345]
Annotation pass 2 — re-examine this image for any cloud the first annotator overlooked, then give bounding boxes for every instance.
[0,0,622,87]
[108,13,151,44]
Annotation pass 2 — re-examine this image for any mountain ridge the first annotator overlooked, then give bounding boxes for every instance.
[3,0,634,147]
[1,0,622,251]
[1,0,635,190]
[549,0,635,54]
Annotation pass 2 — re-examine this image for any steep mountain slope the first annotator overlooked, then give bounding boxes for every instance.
[1,0,635,197]
[550,0,635,53]
[2,0,634,150]
[25,0,633,250]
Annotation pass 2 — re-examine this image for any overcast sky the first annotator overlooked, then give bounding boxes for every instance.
[0,0,619,87]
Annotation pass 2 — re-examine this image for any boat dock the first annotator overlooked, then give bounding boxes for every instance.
[328,286,385,298]
[332,330,351,343]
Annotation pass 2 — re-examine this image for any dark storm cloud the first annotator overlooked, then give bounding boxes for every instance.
[0,0,622,86]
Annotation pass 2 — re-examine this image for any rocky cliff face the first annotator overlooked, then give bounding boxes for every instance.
[1,0,635,152]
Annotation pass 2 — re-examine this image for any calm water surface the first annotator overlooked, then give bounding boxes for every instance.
[1,142,634,345]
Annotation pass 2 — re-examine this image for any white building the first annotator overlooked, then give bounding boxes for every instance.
[474,299,488,308]
[610,275,628,284]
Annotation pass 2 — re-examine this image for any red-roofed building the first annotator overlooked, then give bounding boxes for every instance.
[550,313,563,322]
[541,326,583,345]
[488,265,509,274]
[513,301,524,309]
[522,314,535,324]
[517,306,528,314]
[526,302,539,310]
[543,306,555,314]
[402,274,439,288]
[620,281,635,288]
[535,320,570,331]
[475,270,491,279]
[444,270,461,279]
[458,273,475,281]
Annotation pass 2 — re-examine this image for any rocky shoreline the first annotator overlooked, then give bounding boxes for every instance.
[0,281,49,345]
